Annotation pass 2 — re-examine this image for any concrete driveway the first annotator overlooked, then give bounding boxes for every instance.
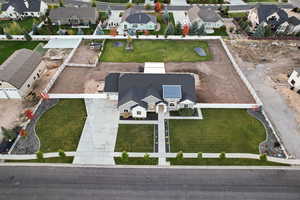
[73,98,119,165]
[170,0,188,5]
[172,11,190,25]
[242,64,300,158]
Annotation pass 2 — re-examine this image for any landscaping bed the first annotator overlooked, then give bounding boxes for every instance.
[6,157,74,163]
[35,99,87,152]
[120,112,158,120]
[101,40,212,62]
[97,0,129,2]
[169,109,266,153]
[114,157,158,165]
[36,24,97,35]
[167,158,289,166]
[170,108,198,117]
[115,124,154,152]
[0,41,41,64]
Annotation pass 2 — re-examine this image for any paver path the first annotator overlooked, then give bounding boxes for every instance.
[73,99,119,165]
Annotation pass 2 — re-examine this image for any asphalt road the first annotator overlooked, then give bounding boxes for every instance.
[1,166,300,200]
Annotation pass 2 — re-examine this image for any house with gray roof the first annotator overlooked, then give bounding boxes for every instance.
[49,7,99,25]
[288,68,300,92]
[119,8,157,34]
[0,0,47,19]
[0,49,45,99]
[104,73,197,118]
[187,5,224,34]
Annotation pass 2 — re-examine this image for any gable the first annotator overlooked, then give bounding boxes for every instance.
[142,95,161,104]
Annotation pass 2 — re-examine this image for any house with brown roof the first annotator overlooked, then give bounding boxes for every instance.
[0,49,45,99]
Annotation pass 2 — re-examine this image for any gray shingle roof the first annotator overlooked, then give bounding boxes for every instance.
[0,49,42,89]
[2,0,42,13]
[295,68,300,73]
[188,5,222,23]
[255,4,288,26]
[104,73,197,107]
[287,16,300,26]
[121,8,156,24]
[49,7,98,23]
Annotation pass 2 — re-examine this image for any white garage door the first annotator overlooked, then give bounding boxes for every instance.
[5,89,21,99]
[0,90,8,99]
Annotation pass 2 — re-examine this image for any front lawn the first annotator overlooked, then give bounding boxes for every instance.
[167,158,289,166]
[115,124,154,152]
[114,157,158,165]
[169,109,266,153]
[6,157,74,163]
[36,99,87,152]
[0,41,41,64]
[101,40,212,62]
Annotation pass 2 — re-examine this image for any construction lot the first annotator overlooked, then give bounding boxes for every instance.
[69,41,100,65]
[49,40,255,104]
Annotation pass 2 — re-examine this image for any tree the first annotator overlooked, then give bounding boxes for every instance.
[219,152,226,160]
[189,22,198,35]
[121,151,129,162]
[24,110,34,119]
[58,149,66,158]
[36,151,44,162]
[91,0,96,7]
[144,153,150,161]
[59,0,64,7]
[174,23,182,35]
[110,28,117,36]
[5,33,12,39]
[24,32,32,41]
[182,24,190,36]
[1,127,16,141]
[253,24,265,38]
[176,151,183,159]
[165,23,174,36]
[144,4,152,10]
[196,24,205,36]
[154,1,162,13]
[197,152,203,159]
[163,8,169,24]
[126,3,133,8]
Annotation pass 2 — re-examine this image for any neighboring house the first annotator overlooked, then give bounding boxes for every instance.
[119,8,157,33]
[104,73,197,118]
[49,7,99,25]
[288,68,300,93]
[0,49,45,99]
[0,0,47,19]
[247,4,300,34]
[187,5,224,34]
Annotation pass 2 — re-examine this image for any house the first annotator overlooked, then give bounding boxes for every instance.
[49,7,99,25]
[285,16,300,35]
[187,5,224,34]
[288,68,300,93]
[119,8,157,33]
[0,49,45,99]
[0,0,47,19]
[104,73,197,118]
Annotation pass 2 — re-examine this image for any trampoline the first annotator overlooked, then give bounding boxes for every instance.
[114,41,123,47]
[194,47,207,57]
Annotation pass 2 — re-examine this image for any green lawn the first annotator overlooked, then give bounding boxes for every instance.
[6,157,74,163]
[36,99,87,152]
[101,40,212,62]
[0,41,41,64]
[169,109,266,153]
[167,158,289,166]
[244,0,278,2]
[114,157,158,165]
[0,18,41,34]
[115,124,154,152]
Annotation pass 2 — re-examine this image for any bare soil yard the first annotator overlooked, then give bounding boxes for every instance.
[49,62,142,93]
[166,40,255,103]
[69,41,99,65]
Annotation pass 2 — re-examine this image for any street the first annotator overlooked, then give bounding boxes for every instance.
[0,166,300,199]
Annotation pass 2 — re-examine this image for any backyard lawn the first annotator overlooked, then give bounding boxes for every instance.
[0,41,41,64]
[169,109,266,153]
[0,18,41,34]
[36,99,87,152]
[167,158,289,166]
[115,124,154,152]
[101,40,212,62]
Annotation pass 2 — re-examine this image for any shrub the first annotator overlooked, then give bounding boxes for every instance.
[36,151,44,161]
[126,3,133,8]
[176,151,183,159]
[259,154,267,161]
[219,152,226,159]
[24,32,32,41]
[58,149,66,158]
[197,152,203,159]
[144,153,150,160]
[144,4,152,10]
[121,151,129,162]
[4,21,24,35]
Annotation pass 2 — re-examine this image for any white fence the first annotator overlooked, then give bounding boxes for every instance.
[195,103,259,109]
[48,93,107,99]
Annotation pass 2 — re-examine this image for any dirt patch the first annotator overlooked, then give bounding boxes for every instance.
[49,62,142,93]
[69,41,100,65]
[166,40,255,104]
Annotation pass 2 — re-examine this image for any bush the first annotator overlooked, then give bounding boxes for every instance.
[144,153,150,160]
[178,108,195,116]
[259,154,267,161]
[126,3,133,8]
[121,151,129,162]
[58,149,66,158]
[4,21,24,35]
[219,152,226,159]
[176,151,183,159]
[144,4,152,10]
[197,152,203,159]
[36,151,44,161]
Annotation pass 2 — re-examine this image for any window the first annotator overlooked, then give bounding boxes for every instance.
[37,73,40,78]
[124,25,127,29]
[169,103,175,107]
[27,84,31,88]
[184,104,188,108]
[124,109,128,113]
[33,76,36,80]
[137,111,141,115]
[291,79,295,85]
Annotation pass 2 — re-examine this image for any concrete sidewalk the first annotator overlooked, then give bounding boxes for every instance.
[73,99,119,165]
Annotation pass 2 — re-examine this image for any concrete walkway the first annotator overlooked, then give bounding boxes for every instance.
[73,99,119,165]
[157,111,168,165]
[242,64,300,159]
